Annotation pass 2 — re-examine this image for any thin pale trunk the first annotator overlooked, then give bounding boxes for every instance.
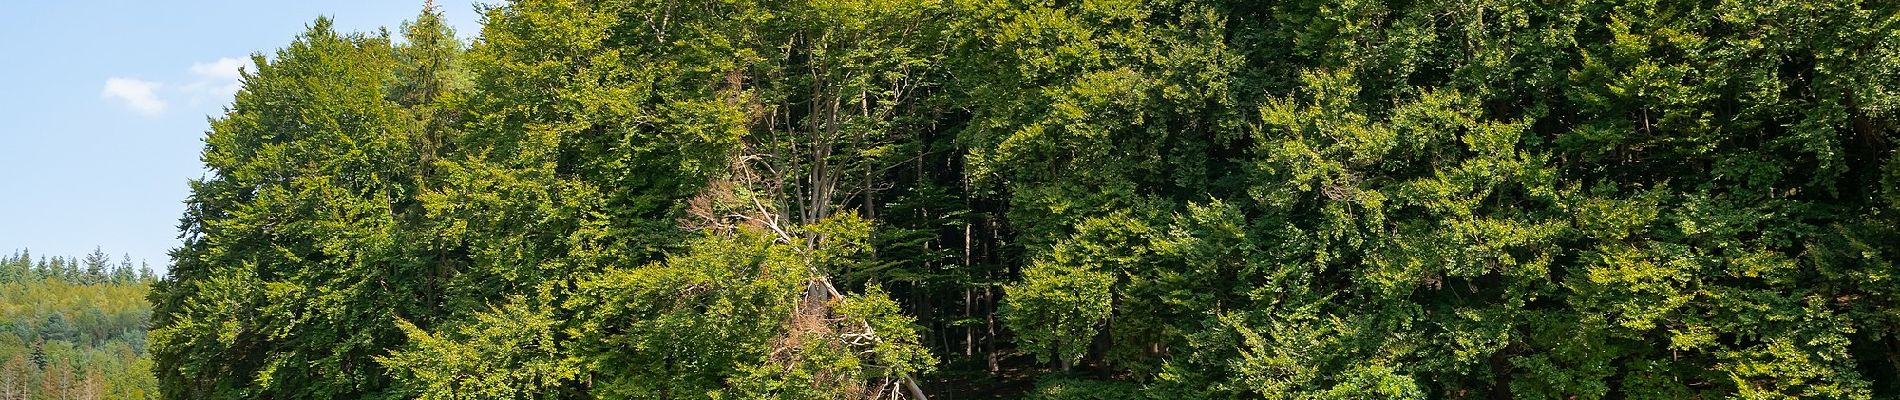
[963,217,975,357]
[964,286,974,357]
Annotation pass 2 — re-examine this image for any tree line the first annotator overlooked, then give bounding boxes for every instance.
[151,0,1899,399]
[1,250,158,287]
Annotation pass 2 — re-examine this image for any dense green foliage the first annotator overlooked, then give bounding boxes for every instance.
[149,0,1899,398]
[1,249,159,400]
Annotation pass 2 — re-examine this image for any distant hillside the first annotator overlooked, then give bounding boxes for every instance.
[0,249,158,400]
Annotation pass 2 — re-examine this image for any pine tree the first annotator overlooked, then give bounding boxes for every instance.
[111,254,133,284]
[81,248,109,285]
[38,314,73,344]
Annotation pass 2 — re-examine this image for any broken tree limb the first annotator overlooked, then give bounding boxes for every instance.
[810,276,929,400]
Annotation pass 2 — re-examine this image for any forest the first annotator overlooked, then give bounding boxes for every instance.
[144,0,1900,399]
[1,249,160,400]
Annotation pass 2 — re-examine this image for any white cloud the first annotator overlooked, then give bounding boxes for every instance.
[183,57,252,104]
[101,78,166,116]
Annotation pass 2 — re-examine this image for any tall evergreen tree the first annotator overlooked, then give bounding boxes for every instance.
[81,248,109,284]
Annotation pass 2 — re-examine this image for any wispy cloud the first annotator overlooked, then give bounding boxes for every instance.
[190,57,249,82]
[101,78,166,117]
[183,57,251,103]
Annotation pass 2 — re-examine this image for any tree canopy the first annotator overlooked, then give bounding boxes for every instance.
[148,0,1900,399]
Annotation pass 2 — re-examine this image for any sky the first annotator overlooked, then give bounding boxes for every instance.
[0,1,484,272]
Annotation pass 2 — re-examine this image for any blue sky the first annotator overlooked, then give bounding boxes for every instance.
[0,1,483,271]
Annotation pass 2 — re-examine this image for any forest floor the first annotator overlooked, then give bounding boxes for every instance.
[918,353,1043,399]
